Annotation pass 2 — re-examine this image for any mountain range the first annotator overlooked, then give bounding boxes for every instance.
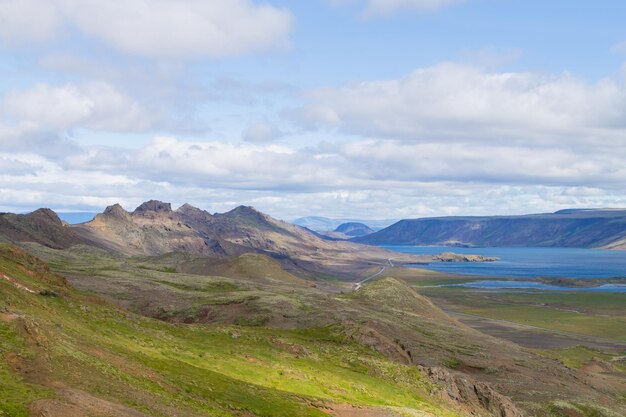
[292,216,394,232]
[0,201,415,281]
[353,209,626,250]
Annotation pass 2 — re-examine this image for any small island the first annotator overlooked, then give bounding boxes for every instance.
[433,252,500,263]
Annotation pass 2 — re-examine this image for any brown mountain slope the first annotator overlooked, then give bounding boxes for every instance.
[68,201,420,279]
[0,202,427,281]
[0,209,87,249]
[72,202,229,256]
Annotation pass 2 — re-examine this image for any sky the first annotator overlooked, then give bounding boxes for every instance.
[1,0,626,221]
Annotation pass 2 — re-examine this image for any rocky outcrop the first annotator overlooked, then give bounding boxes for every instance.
[29,208,64,226]
[346,313,524,417]
[422,366,525,417]
[434,252,499,263]
[102,204,131,221]
[346,324,413,365]
[133,200,172,214]
[176,203,212,218]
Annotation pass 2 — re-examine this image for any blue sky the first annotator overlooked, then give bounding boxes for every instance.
[1,0,626,220]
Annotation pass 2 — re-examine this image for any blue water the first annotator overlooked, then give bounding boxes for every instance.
[443,280,626,293]
[381,245,626,279]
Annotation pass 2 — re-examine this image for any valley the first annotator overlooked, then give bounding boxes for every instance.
[1,203,625,417]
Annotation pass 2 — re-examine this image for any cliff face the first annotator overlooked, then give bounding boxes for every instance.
[422,366,525,417]
[354,209,626,249]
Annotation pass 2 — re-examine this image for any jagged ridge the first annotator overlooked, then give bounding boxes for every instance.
[1,201,404,280]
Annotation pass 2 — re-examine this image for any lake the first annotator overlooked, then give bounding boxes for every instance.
[442,280,626,292]
[381,245,626,279]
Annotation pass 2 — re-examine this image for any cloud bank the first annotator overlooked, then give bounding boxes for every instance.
[0,0,293,58]
[294,63,626,145]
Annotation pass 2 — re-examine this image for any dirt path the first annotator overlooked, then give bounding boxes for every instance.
[1,273,38,294]
[0,312,23,322]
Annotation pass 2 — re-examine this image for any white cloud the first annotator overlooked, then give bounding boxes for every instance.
[0,0,293,58]
[2,82,150,132]
[294,63,626,145]
[289,106,341,129]
[61,135,626,193]
[3,134,626,218]
[66,137,340,190]
[337,140,626,186]
[242,123,283,142]
[0,0,62,43]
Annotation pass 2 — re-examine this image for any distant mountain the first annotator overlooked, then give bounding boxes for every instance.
[335,222,374,236]
[353,209,626,250]
[333,222,374,238]
[318,222,375,240]
[292,216,394,232]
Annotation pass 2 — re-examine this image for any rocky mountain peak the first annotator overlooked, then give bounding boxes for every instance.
[176,203,211,217]
[28,208,63,226]
[133,200,172,214]
[102,204,130,220]
[227,205,263,217]
[221,206,272,225]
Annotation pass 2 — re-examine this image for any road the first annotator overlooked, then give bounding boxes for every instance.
[353,258,394,291]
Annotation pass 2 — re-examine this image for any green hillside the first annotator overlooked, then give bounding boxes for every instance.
[0,244,460,417]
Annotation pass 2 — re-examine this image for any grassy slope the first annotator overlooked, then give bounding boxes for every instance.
[366,267,626,416]
[0,244,459,417]
[385,266,626,342]
[539,346,626,371]
[20,244,331,327]
[419,286,626,341]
